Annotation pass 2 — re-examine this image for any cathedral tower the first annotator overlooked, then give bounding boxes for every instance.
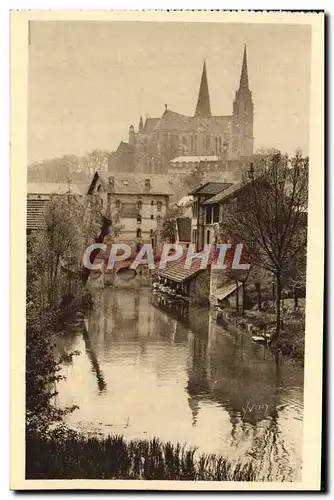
[194,60,212,117]
[232,46,254,157]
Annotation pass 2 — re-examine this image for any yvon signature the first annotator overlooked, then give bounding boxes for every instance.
[242,400,269,420]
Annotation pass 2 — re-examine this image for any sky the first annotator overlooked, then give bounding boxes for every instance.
[28,21,311,164]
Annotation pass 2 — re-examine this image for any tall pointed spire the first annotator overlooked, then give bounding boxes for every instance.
[195,60,212,117]
[138,116,144,133]
[239,45,249,90]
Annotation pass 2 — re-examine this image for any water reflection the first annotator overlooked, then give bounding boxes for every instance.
[56,287,303,480]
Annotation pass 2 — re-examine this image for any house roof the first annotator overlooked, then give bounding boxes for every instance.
[212,281,242,301]
[203,180,249,204]
[27,182,82,196]
[158,259,203,283]
[27,199,47,230]
[176,217,191,243]
[190,181,233,196]
[170,155,220,163]
[88,172,173,196]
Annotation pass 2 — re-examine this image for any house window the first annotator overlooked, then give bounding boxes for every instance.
[137,215,142,224]
[150,215,154,220]
[206,136,210,152]
[193,201,198,218]
[151,200,154,206]
[137,200,142,209]
[157,201,162,212]
[136,228,142,238]
[107,193,112,204]
[206,230,211,245]
[205,205,213,224]
[115,199,120,208]
[157,216,161,224]
[213,204,219,223]
[150,229,154,237]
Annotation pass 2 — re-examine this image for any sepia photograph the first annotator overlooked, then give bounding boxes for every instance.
[10,10,324,491]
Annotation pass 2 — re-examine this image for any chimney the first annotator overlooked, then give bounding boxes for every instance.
[144,178,151,192]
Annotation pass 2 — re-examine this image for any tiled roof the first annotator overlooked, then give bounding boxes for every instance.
[158,258,203,283]
[92,173,173,196]
[27,199,47,230]
[212,281,242,300]
[27,183,82,196]
[158,253,214,283]
[190,181,233,196]
[203,180,245,204]
[176,217,191,243]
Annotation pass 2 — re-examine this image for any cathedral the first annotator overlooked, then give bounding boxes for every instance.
[110,46,254,174]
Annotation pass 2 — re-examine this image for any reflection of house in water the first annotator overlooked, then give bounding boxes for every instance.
[184,311,303,479]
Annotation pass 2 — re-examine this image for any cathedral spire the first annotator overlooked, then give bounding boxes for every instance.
[239,45,249,90]
[195,60,212,117]
[138,116,144,133]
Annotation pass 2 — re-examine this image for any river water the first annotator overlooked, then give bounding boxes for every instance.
[56,286,304,481]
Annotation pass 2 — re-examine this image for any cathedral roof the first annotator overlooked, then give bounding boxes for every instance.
[153,109,232,134]
[154,110,197,132]
[143,117,160,133]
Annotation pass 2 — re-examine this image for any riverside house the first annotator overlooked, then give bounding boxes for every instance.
[86,173,173,252]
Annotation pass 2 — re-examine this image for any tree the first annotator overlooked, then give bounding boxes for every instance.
[83,149,109,176]
[160,203,184,244]
[219,151,308,343]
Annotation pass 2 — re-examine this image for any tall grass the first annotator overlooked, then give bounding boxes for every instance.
[26,434,258,481]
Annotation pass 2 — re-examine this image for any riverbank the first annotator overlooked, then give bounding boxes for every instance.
[217,306,305,364]
[26,433,258,481]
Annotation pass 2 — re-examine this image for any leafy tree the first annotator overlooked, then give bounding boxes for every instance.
[160,205,183,244]
[219,151,308,343]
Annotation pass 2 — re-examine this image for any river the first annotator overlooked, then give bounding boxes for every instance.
[56,286,304,481]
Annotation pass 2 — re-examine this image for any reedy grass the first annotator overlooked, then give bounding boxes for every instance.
[26,433,258,481]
